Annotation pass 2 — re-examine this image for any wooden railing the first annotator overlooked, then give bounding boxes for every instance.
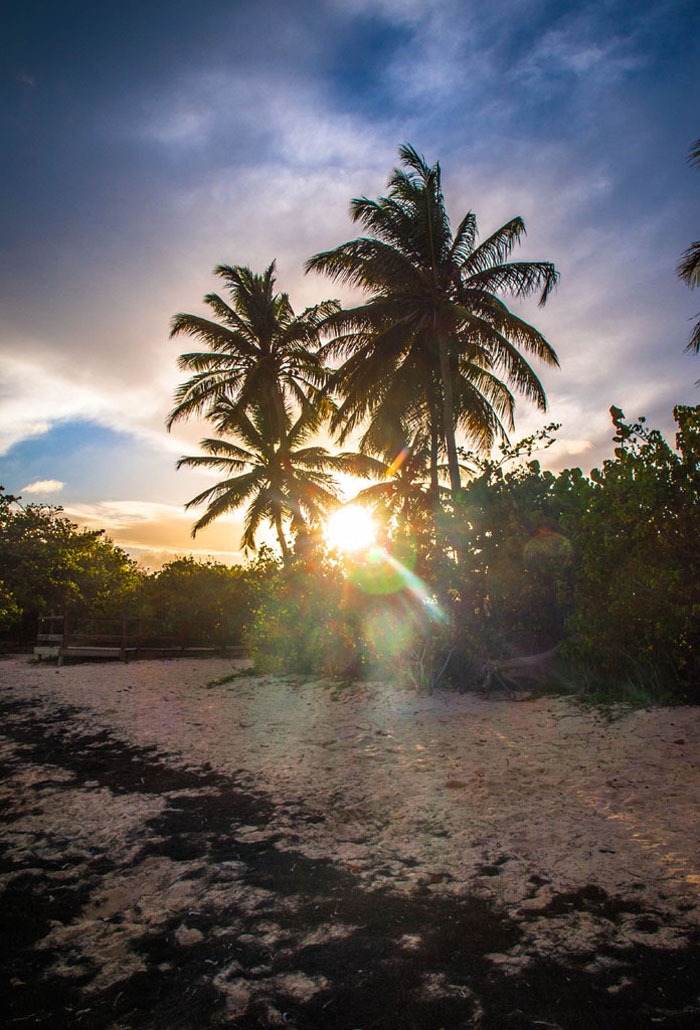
[35,613,245,663]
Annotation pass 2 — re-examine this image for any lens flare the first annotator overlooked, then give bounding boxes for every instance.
[349,538,446,622]
[326,505,377,553]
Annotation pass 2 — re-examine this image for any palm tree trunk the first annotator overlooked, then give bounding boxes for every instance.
[272,383,290,450]
[429,418,439,507]
[438,337,461,493]
[274,510,290,563]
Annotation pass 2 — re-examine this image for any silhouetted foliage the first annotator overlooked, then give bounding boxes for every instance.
[677,138,700,354]
[140,556,259,647]
[562,405,700,695]
[0,487,140,638]
[307,144,559,493]
[240,405,700,701]
[167,262,335,436]
[443,425,574,663]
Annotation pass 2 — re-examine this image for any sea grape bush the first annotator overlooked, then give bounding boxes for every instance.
[561,405,700,695]
[140,556,258,647]
[2,403,700,699]
[0,491,265,649]
[0,489,141,641]
[243,405,700,699]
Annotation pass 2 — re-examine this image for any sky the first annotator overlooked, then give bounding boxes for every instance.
[1,0,699,568]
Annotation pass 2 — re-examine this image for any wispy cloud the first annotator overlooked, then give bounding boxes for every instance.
[1,0,698,544]
[22,479,65,494]
[63,499,248,566]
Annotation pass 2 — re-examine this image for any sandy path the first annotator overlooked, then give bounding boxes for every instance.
[2,655,700,1028]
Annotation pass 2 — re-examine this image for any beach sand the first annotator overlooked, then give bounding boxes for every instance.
[2,654,699,1027]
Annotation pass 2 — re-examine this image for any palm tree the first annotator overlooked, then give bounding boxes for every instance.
[177,398,378,561]
[167,262,338,441]
[677,139,700,354]
[352,433,451,530]
[306,144,559,493]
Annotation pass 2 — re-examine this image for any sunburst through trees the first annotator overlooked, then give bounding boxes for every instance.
[169,146,559,558]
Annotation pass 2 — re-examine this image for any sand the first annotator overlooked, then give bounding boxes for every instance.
[2,654,700,1028]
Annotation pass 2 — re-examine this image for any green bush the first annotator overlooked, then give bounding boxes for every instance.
[0,487,141,636]
[562,406,700,698]
[245,553,368,677]
[140,553,269,646]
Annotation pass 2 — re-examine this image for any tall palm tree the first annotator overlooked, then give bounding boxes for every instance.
[306,144,559,493]
[177,398,378,561]
[167,262,338,441]
[677,138,700,354]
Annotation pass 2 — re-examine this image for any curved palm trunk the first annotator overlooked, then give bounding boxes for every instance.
[273,509,290,564]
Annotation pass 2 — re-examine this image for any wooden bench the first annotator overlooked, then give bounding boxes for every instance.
[34,614,247,664]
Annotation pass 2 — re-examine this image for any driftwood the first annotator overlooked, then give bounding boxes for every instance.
[480,645,560,697]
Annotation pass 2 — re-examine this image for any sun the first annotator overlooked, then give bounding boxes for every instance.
[326,504,377,553]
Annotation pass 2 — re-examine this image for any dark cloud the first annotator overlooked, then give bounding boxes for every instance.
[0,0,699,550]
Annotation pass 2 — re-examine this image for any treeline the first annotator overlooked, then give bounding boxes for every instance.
[0,488,264,649]
[3,404,699,702]
[244,404,700,702]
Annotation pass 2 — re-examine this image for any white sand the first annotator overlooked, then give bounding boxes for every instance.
[2,654,700,971]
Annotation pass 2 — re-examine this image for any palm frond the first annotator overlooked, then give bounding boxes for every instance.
[455,360,515,419]
[175,351,242,373]
[353,481,395,504]
[686,314,700,354]
[464,261,559,305]
[241,490,274,552]
[306,237,422,292]
[170,314,258,356]
[462,217,526,274]
[449,211,478,264]
[166,373,243,429]
[453,377,510,451]
[184,470,263,534]
[678,240,700,288]
[688,139,700,169]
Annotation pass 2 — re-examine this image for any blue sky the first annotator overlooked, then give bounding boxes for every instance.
[1,0,699,566]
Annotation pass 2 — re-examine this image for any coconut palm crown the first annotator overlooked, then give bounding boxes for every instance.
[167,262,338,440]
[306,144,560,492]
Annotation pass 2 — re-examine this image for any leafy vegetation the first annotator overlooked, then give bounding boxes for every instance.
[562,405,700,694]
[139,555,257,647]
[238,404,700,702]
[5,144,699,705]
[0,488,140,640]
[3,405,700,701]
[0,493,266,649]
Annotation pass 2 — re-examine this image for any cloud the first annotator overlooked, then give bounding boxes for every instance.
[62,499,250,566]
[118,544,248,573]
[1,0,698,544]
[514,22,646,86]
[22,479,65,494]
[0,353,189,460]
[329,0,430,19]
